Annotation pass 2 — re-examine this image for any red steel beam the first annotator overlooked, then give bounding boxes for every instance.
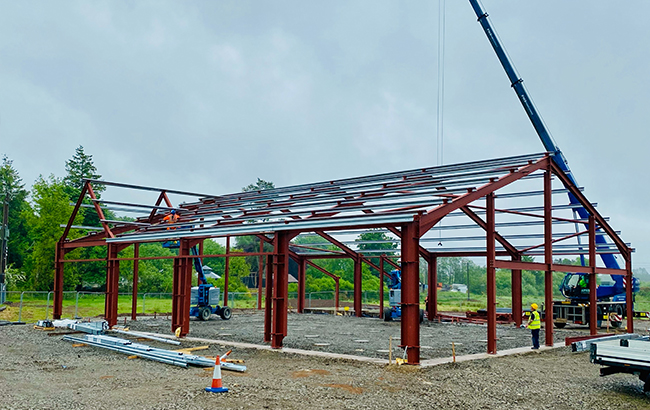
[171,239,192,337]
[298,258,306,313]
[258,239,264,310]
[353,257,362,317]
[61,184,88,241]
[544,168,554,347]
[461,206,518,257]
[131,243,139,321]
[272,231,290,348]
[589,216,597,335]
[53,241,65,320]
[379,255,384,319]
[518,229,588,254]
[486,193,497,354]
[87,183,114,239]
[419,157,550,234]
[550,161,629,258]
[511,254,522,327]
[427,255,437,321]
[105,243,124,327]
[264,254,273,343]
[400,220,420,365]
[626,255,634,333]
[224,236,230,306]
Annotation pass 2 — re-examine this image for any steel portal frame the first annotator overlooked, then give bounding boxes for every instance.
[54,153,634,364]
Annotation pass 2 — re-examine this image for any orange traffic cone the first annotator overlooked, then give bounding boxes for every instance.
[205,354,228,393]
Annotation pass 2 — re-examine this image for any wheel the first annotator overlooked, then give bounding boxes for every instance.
[220,306,232,320]
[199,307,211,321]
[419,309,424,324]
[384,308,393,322]
[610,320,622,329]
[554,322,566,329]
[615,304,625,317]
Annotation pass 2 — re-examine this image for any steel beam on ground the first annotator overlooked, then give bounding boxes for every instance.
[511,254,522,327]
[132,243,139,321]
[272,231,290,348]
[486,193,497,354]
[400,220,420,364]
[589,216,597,335]
[544,169,554,347]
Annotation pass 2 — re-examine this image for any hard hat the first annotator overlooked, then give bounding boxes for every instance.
[531,303,538,310]
[171,209,176,214]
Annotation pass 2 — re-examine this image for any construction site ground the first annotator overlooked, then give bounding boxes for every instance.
[2,313,650,409]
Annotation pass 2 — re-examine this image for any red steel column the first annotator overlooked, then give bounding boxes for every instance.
[172,240,192,337]
[544,168,554,346]
[272,231,290,348]
[511,254,522,327]
[224,236,230,306]
[258,240,264,310]
[53,241,65,320]
[131,243,139,321]
[379,255,384,319]
[298,258,306,313]
[427,255,438,321]
[588,216,598,335]
[264,254,273,343]
[486,193,497,354]
[354,257,362,317]
[105,244,120,327]
[335,278,340,312]
[626,254,634,333]
[401,221,420,364]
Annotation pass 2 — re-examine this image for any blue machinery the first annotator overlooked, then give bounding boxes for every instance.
[468,0,638,325]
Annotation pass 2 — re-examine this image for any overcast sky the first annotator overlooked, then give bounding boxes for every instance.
[1,1,649,268]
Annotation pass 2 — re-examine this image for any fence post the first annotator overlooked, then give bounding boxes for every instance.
[308,293,312,308]
[18,291,24,322]
[46,291,52,320]
[231,293,235,309]
[143,293,147,315]
[75,292,80,319]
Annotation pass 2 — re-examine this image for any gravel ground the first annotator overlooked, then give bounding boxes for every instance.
[1,322,649,410]
[126,311,586,360]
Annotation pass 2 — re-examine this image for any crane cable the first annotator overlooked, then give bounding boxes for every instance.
[436,0,446,245]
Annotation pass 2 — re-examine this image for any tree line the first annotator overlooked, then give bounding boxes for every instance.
[1,148,576,298]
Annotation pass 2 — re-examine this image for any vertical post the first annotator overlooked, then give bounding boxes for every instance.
[105,244,120,327]
[258,239,264,310]
[401,221,420,365]
[588,216,597,335]
[543,167,554,346]
[131,243,139,321]
[427,255,438,321]
[53,241,65,320]
[224,236,230,306]
[264,254,273,343]
[486,193,497,354]
[335,279,340,312]
[0,197,8,305]
[271,231,290,348]
[511,254,522,327]
[298,258,306,313]
[353,257,362,317]
[171,239,192,337]
[625,254,634,333]
[379,255,384,319]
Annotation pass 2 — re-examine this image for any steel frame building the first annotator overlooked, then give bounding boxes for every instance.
[54,152,634,365]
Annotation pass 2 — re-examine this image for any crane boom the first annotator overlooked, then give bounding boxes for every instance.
[467,0,621,271]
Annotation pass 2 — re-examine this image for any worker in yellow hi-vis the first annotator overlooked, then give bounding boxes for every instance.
[527,303,541,350]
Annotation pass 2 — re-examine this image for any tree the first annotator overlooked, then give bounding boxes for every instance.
[355,230,397,278]
[63,146,104,200]
[23,175,84,290]
[0,155,31,270]
[242,178,275,192]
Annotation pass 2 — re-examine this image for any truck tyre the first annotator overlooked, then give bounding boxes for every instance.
[554,322,566,329]
[420,309,424,323]
[220,306,232,320]
[384,308,392,322]
[615,304,625,317]
[199,307,211,321]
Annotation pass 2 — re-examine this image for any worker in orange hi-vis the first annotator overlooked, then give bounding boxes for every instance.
[163,209,179,229]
